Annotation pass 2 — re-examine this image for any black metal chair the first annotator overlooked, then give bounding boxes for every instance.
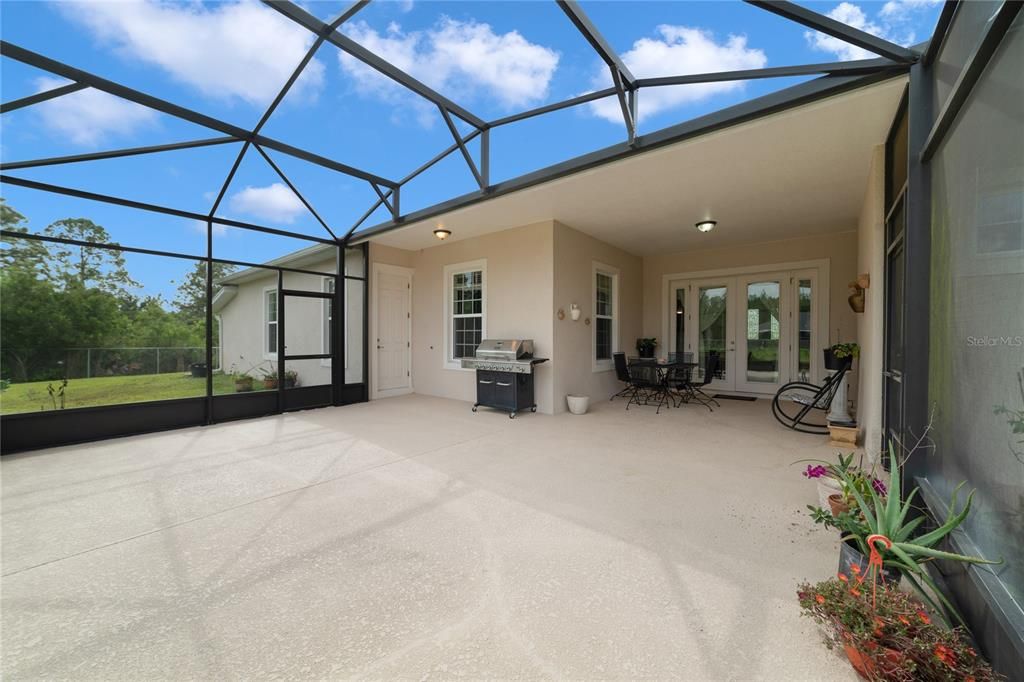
[688,351,722,411]
[771,363,851,434]
[610,352,635,401]
[665,354,695,407]
[626,360,670,414]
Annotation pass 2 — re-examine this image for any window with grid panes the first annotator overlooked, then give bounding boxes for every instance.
[451,269,483,360]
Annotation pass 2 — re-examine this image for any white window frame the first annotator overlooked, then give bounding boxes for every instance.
[263,286,278,360]
[593,261,619,372]
[320,276,334,368]
[213,314,223,371]
[442,259,487,371]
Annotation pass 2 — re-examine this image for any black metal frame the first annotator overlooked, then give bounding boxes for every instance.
[0,0,919,454]
[893,2,1024,678]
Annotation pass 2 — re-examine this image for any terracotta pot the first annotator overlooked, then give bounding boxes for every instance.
[817,476,843,508]
[262,377,278,390]
[234,377,253,393]
[828,493,850,517]
[843,643,873,679]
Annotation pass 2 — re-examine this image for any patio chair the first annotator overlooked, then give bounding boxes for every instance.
[771,364,851,434]
[665,362,695,407]
[688,351,722,411]
[626,361,670,414]
[610,352,637,401]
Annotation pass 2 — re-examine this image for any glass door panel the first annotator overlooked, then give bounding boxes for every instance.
[668,280,690,360]
[694,281,734,390]
[736,274,788,393]
[791,269,818,385]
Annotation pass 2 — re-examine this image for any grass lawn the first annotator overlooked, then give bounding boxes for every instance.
[0,373,273,415]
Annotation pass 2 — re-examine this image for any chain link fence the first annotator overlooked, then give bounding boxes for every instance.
[1,347,220,383]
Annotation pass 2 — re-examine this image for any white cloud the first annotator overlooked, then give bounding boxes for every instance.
[228,183,305,223]
[587,26,767,124]
[339,17,559,117]
[880,0,942,21]
[61,0,324,106]
[806,1,940,61]
[189,219,228,237]
[32,77,158,146]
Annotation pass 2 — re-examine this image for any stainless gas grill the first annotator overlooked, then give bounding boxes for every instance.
[461,339,548,418]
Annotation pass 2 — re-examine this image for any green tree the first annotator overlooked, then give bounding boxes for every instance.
[172,260,236,326]
[1,198,50,274]
[42,218,141,297]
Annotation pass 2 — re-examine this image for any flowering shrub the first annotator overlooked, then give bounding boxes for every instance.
[797,577,1001,681]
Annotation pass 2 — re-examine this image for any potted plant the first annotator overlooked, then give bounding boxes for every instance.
[259,364,279,390]
[831,442,1001,625]
[636,337,658,358]
[824,342,859,370]
[284,369,299,388]
[233,372,254,392]
[800,452,869,509]
[798,577,1000,680]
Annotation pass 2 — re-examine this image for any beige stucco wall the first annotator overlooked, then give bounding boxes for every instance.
[551,221,643,412]
[370,222,557,414]
[641,230,860,394]
[217,258,364,389]
[856,145,886,460]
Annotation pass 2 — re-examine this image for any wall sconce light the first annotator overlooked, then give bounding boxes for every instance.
[433,227,452,240]
[570,303,581,321]
[695,220,717,233]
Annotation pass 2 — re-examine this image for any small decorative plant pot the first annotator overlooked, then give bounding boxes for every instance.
[262,377,279,390]
[827,493,850,517]
[234,378,253,393]
[817,476,843,509]
[823,349,853,371]
[839,539,901,585]
[566,395,590,415]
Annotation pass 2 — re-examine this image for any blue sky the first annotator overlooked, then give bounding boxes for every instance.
[1,0,941,301]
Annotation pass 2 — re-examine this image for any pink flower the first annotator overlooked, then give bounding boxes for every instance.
[803,465,828,479]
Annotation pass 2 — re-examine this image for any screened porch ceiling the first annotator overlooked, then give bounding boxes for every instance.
[360,76,906,255]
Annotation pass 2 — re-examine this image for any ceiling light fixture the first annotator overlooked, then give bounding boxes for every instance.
[695,220,717,233]
[433,227,452,240]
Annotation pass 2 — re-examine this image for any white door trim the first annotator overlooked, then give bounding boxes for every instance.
[660,258,831,392]
[371,263,414,400]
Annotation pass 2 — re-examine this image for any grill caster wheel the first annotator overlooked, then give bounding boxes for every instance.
[509,412,516,419]
[531,406,537,412]
[472,404,478,412]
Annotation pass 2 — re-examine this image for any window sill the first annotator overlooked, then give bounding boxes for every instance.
[444,361,473,372]
[593,361,613,373]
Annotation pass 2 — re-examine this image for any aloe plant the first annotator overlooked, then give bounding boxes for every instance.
[836,443,1001,625]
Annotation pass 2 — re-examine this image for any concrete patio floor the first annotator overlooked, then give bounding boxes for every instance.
[2,394,858,680]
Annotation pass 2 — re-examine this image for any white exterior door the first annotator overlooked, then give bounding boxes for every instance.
[666,262,827,396]
[373,265,412,397]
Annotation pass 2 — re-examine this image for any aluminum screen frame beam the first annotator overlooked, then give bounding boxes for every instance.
[556,0,636,87]
[0,136,238,171]
[745,1,919,63]
[919,0,1022,163]
[352,67,909,242]
[263,0,486,130]
[636,57,901,87]
[0,40,398,189]
[0,82,88,114]
[0,174,337,245]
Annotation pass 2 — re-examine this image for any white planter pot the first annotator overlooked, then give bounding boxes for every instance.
[566,395,590,415]
[817,476,843,509]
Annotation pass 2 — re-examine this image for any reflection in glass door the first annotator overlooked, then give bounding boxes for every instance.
[695,282,734,390]
[737,277,785,392]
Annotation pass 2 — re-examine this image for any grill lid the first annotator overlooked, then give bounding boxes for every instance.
[474,339,534,360]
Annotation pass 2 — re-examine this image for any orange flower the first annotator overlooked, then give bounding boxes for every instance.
[849,587,862,597]
[849,564,861,575]
[917,610,931,624]
[898,615,911,626]
[815,594,826,604]
[838,573,849,583]
[934,644,956,666]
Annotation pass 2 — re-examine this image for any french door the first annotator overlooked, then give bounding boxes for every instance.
[668,268,821,395]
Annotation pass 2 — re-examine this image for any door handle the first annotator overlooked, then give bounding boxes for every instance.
[497,382,511,387]
[478,380,494,385]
